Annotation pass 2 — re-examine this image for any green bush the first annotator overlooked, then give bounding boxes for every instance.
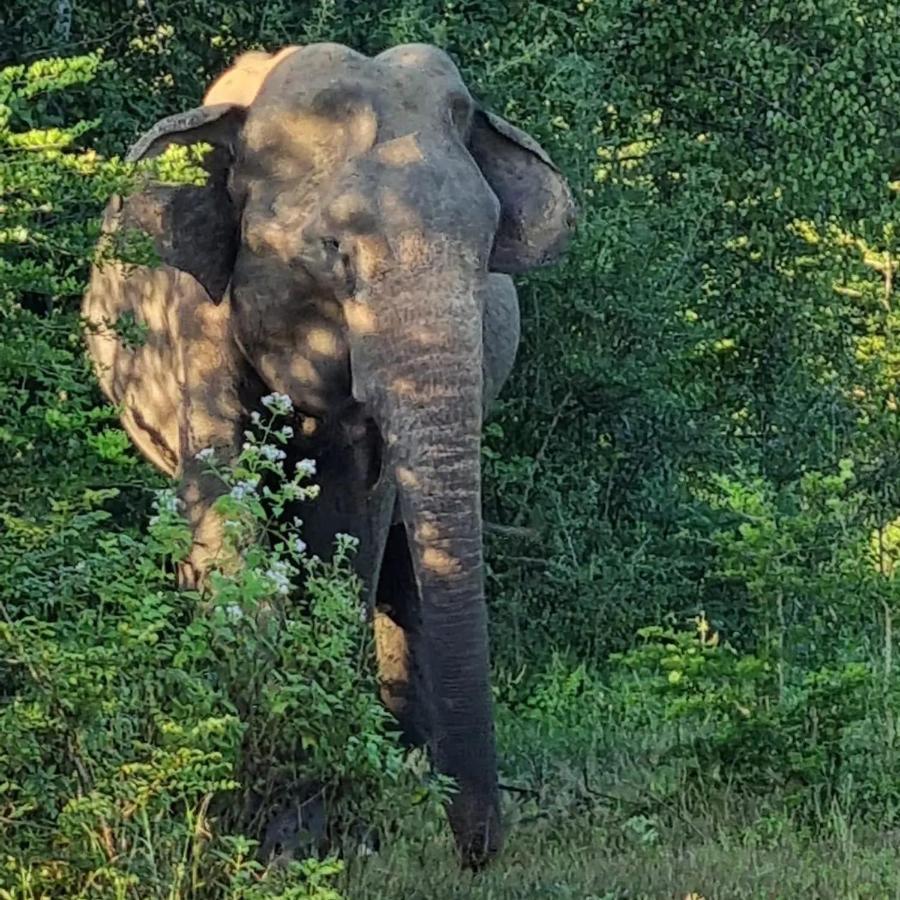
[613,617,899,820]
[0,399,439,897]
[3,0,898,663]
[0,57,442,898]
[2,2,900,894]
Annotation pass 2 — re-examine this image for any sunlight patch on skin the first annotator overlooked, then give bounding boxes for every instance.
[319,297,343,323]
[203,46,300,106]
[390,376,418,398]
[344,299,377,334]
[247,107,377,175]
[421,546,461,577]
[244,218,295,259]
[408,325,441,348]
[377,43,462,81]
[138,278,171,330]
[181,479,203,504]
[379,188,422,230]
[354,236,388,281]
[330,191,370,226]
[375,134,424,167]
[287,355,322,386]
[300,415,319,436]
[395,231,433,267]
[374,610,409,681]
[395,466,420,489]
[305,327,340,357]
[417,521,440,541]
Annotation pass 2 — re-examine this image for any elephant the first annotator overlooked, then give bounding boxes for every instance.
[82,42,575,866]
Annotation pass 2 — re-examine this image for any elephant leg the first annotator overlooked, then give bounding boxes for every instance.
[176,465,239,589]
[375,523,431,747]
[163,282,247,589]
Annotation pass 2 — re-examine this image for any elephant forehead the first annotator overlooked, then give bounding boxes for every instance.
[246,43,470,147]
[260,41,465,96]
[253,44,374,116]
[264,42,369,88]
[243,104,378,169]
[374,43,465,85]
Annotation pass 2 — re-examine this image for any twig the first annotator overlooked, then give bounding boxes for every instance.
[710,76,801,124]
[514,388,574,525]
[484,522,540,541]
[498,782,540,797]
[15,22,134,62]
[501,556,549,567]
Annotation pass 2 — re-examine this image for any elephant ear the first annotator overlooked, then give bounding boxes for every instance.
[468,110,576,274]
[119,104,246,302]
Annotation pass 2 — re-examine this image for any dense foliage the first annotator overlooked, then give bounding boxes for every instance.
[1,0,899,896]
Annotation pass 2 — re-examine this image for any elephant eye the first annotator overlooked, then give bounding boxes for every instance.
[448,92,473,135]
[321,237,348,271]
[320,236,356,297]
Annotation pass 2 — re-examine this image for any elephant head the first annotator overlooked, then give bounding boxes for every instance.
[84,42,574,865]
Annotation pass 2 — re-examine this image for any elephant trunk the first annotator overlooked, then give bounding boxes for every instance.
[347,267,501,865]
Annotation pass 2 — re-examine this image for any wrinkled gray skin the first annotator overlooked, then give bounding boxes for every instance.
[83,43,574,866]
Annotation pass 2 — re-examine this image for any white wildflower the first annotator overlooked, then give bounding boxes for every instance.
[261,392,293,416]
[279,425,294,439]
[230,480,258,501]
[224,603,244,622]
[153,488,182,515]
[291,536,307,556]
[194,447,215,462]
[250,411,262,426]
[260,444,287,462]
[149,489,182,526]
[265,559,292,596]
[296,458,317,477]
[335,532,360,549]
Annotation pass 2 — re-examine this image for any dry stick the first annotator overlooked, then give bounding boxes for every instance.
[582,753,709,840]
[19,22,134,61]
[498,781,540,797]
[618,775,708,841]
[514,388,574,526]
[710,76,802,124]
[878,512,892,685]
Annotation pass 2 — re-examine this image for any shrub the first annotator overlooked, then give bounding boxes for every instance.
[0,402,442,898]
[613,616,899,819]
[2,4,900,889]
[0,54,440,899]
